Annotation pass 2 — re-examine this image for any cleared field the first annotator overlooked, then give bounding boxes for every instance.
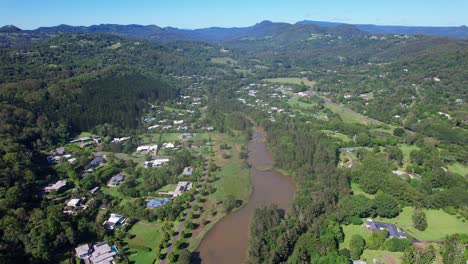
[324,101,370,125]
[398,144,420,168]
[448,162,468,176]
[378,207,468,241]
[263,77,316,88]
[340,224,372,249]
[350,182,375,199]
[156,184,177,193]
[210,57,237,64]
[287,97,317,109]
[101,186,124,199]
[125,221,163,264]
[361,250,403,264]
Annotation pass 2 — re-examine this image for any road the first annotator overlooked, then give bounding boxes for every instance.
[160,157,209,264]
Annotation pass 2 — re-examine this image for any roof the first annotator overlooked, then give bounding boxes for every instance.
[67,198,81,207]
[366,219,407,238]
[183,166,194,176]
[108,173,124,186]
[85,156,105,170]
[90,242,116,264]
[75,244,90,257]
[44,180,67,192]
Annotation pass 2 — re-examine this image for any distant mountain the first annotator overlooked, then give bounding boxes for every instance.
[27,20,363,43]
[297,20,468,39]
[0,25,22,33]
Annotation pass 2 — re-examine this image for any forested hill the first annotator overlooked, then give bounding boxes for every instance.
[297,20,468,39]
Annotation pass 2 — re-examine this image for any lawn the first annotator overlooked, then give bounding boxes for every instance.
[340,224,372,249]
[101,186,125,199]
[156,184,177,193]
[378,207,468,241]
[287,97,317,110]
[209,132,252,202]
[398,144,420,168]
[263,77,316,88]
[324,101,370,125]
[125,221,163,264]
[350,182,375,199]
[361,250,403,264]
[210,57,237,65]
[448,162,468,176]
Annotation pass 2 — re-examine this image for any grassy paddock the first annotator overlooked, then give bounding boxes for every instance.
[448,162,468,176]
[340,224,372,249]
[378,207,468,241]
[263,77,316,87]
[125,221,163,264]
[361,250,403,264]
[350,182,375,199]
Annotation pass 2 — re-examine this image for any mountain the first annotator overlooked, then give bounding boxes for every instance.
[0,25,22,33]
[297,20,468,39]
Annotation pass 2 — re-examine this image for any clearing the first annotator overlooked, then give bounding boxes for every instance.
[263,77,315,88]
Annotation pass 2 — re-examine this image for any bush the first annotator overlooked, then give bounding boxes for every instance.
[384,238,411,252]
[223,195,239,213]
[349,215,363,225]
[349,234,365,260]
[412,208,428,231]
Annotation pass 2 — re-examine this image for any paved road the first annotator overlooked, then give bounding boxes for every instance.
[160,157,209,264]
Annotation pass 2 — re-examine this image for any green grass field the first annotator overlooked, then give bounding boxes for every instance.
[324,102,370,125]
[378,207,468,241]
[209,132,252,202]
[340,224,372,249]
[351,182,375,199]
[361,250,403,264]
[210,57,238,65]
[101,186,125,199]
[398,144,420,168]
[448,162,468,176]
[125,221,163,264]
[263,77,316,88]
[156,184,177,193]
[287,97,317,109]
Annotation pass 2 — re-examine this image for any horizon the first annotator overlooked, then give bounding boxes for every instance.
[3,0,468,30]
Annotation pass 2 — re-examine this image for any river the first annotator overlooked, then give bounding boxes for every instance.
[195,126,295,264]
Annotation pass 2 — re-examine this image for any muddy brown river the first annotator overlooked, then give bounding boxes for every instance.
[196,126,295,264]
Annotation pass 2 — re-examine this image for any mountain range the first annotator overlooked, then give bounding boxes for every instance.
[1,20,467,46]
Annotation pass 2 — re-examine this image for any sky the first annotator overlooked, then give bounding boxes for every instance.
[2,0,468,30]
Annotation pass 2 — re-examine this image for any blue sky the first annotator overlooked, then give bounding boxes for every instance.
[3,0,468,29]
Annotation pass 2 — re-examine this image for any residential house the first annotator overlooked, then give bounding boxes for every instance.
[103,214,126,230]
[89,242,116,264]
[136,145,158,153]
[85,156,105,171]
[90,186,100,194]
[366,219,407,239]
[162,181,193,197]
[180,133,193,139]
[111,136,130,143]
[75,244,91,260]
[148,125,160,130]
[183,167,193,176]
[44,180,67,193]
[107,173,125,187]
[50,147,66,156]
[455,98,464,105]
[162,142,175,149]
[63,198,87,215]
[143,159,170,168]
[174,120,184,125]
[70,137,91,144]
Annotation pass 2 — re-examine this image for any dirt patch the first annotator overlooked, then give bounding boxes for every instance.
[383,254,397,264]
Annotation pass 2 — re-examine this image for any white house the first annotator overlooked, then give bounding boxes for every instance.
[44,180,67,193]
[103,214,125,230]
[174,120,184,125]
[143,159,170,168]
[136,145,158,152]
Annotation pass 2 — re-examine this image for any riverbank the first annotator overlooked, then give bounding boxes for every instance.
[196,126,296,264]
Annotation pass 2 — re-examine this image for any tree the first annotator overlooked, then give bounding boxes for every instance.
[373,192,400,218]
[223,195,238,213]
[402,246,435,264]
[412,208,428,231]
[383,238,411,252]
[366,230,388,250]
[441,234,465,264]
[393,128,406,137]
[177,249,191,264]
[349,234,365,260]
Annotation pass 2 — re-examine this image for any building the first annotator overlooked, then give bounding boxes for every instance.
[90,186,100,194]
[136,145,158,152]
[44,180,67,193]
[366,219,407,239]
[64,198,87,215]
[162,181,193,197]
[75,244,91,259]
[89,242,116,264]
[111,136,130,143]
[107,173,125,187]
[146,198,172,208]
[143,159,170,168]
[183,167,194,176]
[103,214,126,230]
[162,142,175,149]
[50,147,66,156]
[85,156,105,171]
